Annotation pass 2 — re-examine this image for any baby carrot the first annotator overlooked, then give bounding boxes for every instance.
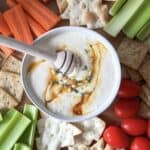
[6,0,17,8]
[27,14,46,37]
[3,5,33,44]
[0,13,11,36]
[16,0,60,30]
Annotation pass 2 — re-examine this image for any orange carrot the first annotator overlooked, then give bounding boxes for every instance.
[16,0,60,30]
[27,14,46,37]
[0,46,14,57]
[6,0,17,8]
[0,13,11,36]
[3,5,33,44]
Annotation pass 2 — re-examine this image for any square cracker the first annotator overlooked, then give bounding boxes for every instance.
[117,38,148,70]
[0,87,18,110]
[121,65,130,79]
[2,56,21,74]
[140,84,150,106]
[139,59,150,87]
[0,71,23,102]
[138,102,150,119]
[126,67,143,82]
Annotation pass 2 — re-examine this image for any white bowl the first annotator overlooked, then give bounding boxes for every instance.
[21,26,121,122]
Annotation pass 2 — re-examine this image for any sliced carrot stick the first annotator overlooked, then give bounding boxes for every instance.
[0,46,14,57]
[3,5,33,44]
[0,13,11,36]
[6,0,17,8]
[27,14,46,37]
[16,0,60,30]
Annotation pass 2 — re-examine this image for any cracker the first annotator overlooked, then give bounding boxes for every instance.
[138,101,150,119]
[117,38,148,70]
[0,87,18,110]
[61,0,107,29]
[104,144,114,150]
[38,117,82,150]
[2,56,21,74]
[90,138,104,150]
[121,65,130,79]
[140,84,150,106]
[139,59,150,87]
[0,71,23,102]
[37,118,46,135]
[68,144,89,150]
[74,117,105,145]
[56,0,68,13]
[126,67,143,82]
[144,36,150,52]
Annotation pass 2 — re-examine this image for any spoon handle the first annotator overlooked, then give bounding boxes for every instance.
[0,35,57,62]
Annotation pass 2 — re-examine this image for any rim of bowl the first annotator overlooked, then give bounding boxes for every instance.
[21,26,121,122]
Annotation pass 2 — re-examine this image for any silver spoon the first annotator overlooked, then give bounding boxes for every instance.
[0,35,81,75]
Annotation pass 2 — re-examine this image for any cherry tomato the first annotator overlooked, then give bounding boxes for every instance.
[147,120,150,138]
[131,137,150,150]
[118,79,141,98]
[114,98,140,118]
[103,126,129,148]
[121,118,148,136]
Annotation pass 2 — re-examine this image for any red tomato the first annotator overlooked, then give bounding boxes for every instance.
[131,137,150,150]
[103,126,129,148]
[114,98,140,118]
[148,120,150,138]
[118,79,141,98]
[121,118,148,136]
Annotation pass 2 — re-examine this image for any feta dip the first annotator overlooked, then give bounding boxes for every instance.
[26,30,118,117]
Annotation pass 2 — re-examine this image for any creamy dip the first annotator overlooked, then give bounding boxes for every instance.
[27,31,117,117]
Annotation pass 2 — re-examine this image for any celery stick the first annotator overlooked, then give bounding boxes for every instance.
[0,109,31,150]
[20,104,38,148]
[0,113,2,122]
[123,0,150,38]
[104,0,144,37]
[109,0,127,16]
[137,20,150,40]
[14,143,31,150]
[0,109,18,137]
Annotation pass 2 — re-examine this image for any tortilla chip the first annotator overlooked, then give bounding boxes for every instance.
[139,60,150,87]
[74,117,105,145]
[140,84,150,106]
[0,71,23,102]
[2,56,21,74]
[117,38,148,70]
[121,65,130,79]
[138,101,150,119]
[90,138,104,150]
[126,67,143,82]
[0,87,18,110]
